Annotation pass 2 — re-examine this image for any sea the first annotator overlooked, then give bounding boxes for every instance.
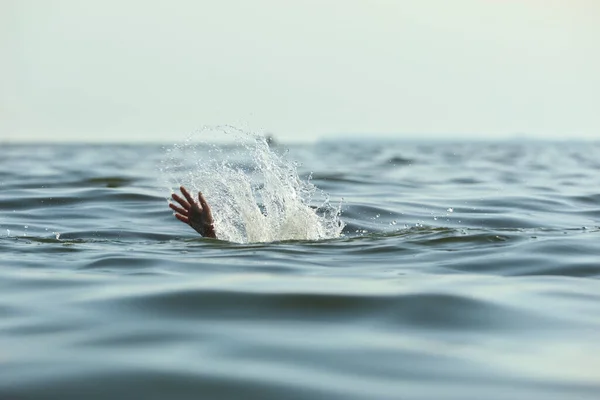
[1,129,599,400]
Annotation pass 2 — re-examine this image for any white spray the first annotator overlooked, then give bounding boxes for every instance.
[161,127,344,243]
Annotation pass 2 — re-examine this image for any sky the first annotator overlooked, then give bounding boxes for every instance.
[1,0,599,143]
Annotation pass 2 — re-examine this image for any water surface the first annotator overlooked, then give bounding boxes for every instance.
[1,139,599,400]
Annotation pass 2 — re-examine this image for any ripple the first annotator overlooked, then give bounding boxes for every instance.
[3,141,600,400]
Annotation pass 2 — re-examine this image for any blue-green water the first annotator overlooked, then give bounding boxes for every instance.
[1,138,599,400]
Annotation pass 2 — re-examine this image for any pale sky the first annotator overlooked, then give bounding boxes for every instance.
[1,0,599,142]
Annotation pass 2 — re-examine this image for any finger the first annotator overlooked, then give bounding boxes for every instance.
[169,203,188,216]
[180,186,196,207]
[174,213,190,224]
[198,192,210,211]
[172,193,190,209]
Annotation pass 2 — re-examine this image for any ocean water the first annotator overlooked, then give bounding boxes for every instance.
[1,135,599,400]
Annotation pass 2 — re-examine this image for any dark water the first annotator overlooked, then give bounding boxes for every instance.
[1,140,599,400]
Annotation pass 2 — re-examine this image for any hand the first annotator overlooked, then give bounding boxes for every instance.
[169,186,216,238]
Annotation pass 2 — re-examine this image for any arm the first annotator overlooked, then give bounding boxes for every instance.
[169,186,217,239]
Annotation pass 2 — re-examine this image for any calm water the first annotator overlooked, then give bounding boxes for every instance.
[1,138,599,400]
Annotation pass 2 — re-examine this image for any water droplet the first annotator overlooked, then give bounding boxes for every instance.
[447,208,453,213]
[24,225,28,229]
[163,128,344,243]
[6,229,10,236]
[391,220,397,225]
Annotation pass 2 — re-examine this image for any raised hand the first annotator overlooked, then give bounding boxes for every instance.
[169,186,217,238]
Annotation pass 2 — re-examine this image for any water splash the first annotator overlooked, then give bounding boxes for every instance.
[161,126,344,243]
